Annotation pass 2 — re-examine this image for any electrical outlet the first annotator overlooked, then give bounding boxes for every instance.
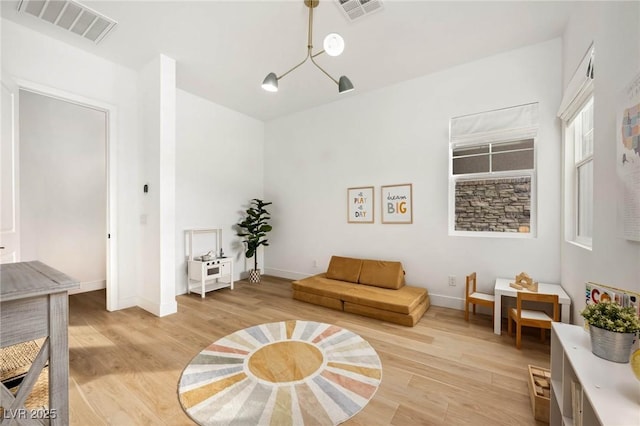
[313,260,318,268]
[448,275,456,286]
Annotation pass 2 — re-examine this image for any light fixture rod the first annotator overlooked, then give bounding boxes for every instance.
[306,1,339,86]
[310,55,338,85]
[308,1,313,49]
[265,0,351,93]
[276,1,316,80]
[277,55,309,80]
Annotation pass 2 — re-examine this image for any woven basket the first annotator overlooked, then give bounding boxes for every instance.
[0,340,49,413]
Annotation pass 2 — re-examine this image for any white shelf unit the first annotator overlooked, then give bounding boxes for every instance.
[550,322,640,426]
[185,228,233,298]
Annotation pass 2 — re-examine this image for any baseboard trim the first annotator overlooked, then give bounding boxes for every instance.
[264,268,312,281]
[68,280,106,295]
[429,293,464,310]
[137,297,178,317]
[114,297,137,311]
[429,293,494,316]
[158,300,178,317]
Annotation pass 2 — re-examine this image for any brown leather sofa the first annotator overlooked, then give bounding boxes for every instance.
[292,256,430,326]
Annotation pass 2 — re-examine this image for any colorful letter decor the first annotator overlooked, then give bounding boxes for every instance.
[585,282,640,317]
[347,186,374,223]
[381,184,413,224]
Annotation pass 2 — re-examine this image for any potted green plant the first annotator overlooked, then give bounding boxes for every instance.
[237,199,272,283]
[581,301,640,363]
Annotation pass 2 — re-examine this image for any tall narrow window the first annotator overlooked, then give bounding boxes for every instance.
[559,44,595,249]
[573,98,594,243]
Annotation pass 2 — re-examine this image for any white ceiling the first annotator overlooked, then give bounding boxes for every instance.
[1,0,576,121]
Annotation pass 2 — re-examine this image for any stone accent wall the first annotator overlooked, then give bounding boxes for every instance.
[455,177,531,232]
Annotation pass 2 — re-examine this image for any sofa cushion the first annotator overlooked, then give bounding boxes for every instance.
[292,290,344,311]
[292,274,360,299]
[344,297,429,327]
[343,285,426,314]
[358,259,405,289]
[326,256,362,283]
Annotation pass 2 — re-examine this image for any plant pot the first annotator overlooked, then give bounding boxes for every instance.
[589,325,636,363]
[248,269,261,283]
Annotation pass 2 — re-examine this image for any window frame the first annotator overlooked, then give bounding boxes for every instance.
[448,137,537,238]
[558,43,594,251]
[565,95,594,248]
[452,139,535,175]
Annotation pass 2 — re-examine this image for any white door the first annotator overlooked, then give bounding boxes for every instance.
[0,77,20,263]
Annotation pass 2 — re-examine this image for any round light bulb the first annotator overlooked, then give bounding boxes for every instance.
[323,33,345,57]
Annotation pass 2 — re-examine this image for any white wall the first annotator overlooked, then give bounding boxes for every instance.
[264,39,563,309]
[19,90,106,291]
[561,2,640,324]
[138,55,177,317]
[1,19,264,313]
[11,4,635,322]
[1,18,140,309]
[175,89,264,294]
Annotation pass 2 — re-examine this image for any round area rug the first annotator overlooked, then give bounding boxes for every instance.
[178,320,382,425]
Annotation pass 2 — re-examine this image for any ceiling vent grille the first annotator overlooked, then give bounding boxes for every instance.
[17,0,117,43]
[336,0,383,21]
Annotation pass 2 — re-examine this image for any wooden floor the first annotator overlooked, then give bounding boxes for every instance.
[67,276,550,425]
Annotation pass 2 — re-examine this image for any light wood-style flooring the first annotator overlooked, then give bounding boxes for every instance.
[67,276,550,425]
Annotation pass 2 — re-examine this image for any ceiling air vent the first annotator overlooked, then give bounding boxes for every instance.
[336,0,383,22]
[17,0,117,43]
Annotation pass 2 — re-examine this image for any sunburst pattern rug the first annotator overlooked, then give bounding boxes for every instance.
[178,320,382,425]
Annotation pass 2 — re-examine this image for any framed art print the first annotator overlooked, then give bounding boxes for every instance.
[381,183,413,224]
[347,186,374,223]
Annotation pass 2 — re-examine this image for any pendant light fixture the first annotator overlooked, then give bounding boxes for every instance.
[261,0,354,94]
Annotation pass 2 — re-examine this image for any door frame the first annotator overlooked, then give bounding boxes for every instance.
[16,78,119,312]
[1,76,20,263]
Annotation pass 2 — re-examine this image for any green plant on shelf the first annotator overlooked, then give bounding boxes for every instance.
[580,301,640,333]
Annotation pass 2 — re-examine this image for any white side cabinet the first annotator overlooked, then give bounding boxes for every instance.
[550,322,640,426]
[185,228,234,298]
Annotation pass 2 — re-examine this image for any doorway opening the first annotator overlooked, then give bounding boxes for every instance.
[16,81,118,311]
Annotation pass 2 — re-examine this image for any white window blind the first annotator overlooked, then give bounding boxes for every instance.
[558,44,595,121]
[450,102,539,146]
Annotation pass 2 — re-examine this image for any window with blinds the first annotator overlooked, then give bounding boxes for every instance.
[449,103,538,236]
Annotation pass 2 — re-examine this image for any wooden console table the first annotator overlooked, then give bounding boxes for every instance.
[0,261,79,425]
